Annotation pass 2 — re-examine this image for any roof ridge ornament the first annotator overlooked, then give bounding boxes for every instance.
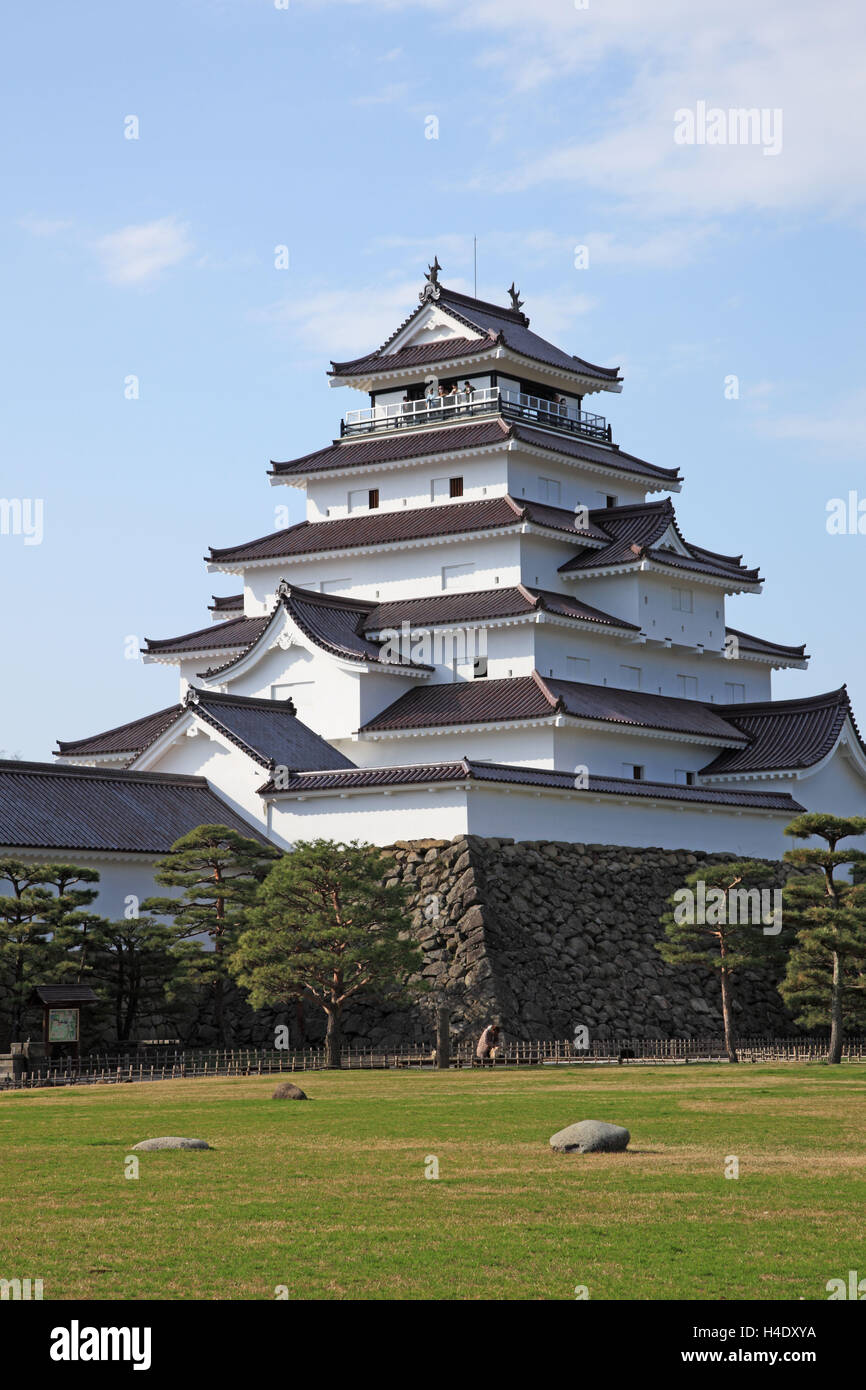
[507,282,524,313]
[183,687,201,707]
[419,257,442,304]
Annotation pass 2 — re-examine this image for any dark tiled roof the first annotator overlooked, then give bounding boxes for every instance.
[56,691,355,774]
[56,704,182,758]
[144,613,269,657]
[261,756,803,813]
[271,417,512,478]
[269,417,678,487]
[180,690,357,772]
[329,337,494,376]
[364,584,640,634]
[361,672,558,731]
[330,285,622,385]
[701,687,863,776]
[508,425,679,484]
[726,627,808,662]
[559,498,761,585]
[201,585,431,680]
[209,594,244,614]
[29,985,100,1004]
[284,586,430,668]
[0,760,269,854]
[208,494,606,567]
[360,672,747,743]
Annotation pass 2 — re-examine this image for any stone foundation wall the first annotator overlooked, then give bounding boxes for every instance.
[227,834,797,1048]
[22,835,796,1051]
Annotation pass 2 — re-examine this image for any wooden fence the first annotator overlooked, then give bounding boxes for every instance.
[3,1035,866,1089]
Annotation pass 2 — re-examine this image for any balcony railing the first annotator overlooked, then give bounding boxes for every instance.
[341,386,612,444]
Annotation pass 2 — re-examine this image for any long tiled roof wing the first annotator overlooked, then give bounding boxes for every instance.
[144,614,269,656]
[726,627,808,661]
[701,687,863,776]
[259,757,803,813]
[56,704,182,758]
[360,672,748,742]
[269,418,679,486]
[207,494,608,567]
[209,593,244,614]
[0,760,270,853]
[363,584,640,634]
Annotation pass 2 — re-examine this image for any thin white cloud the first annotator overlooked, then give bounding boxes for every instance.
[19,216,74,237]
[318,0,866,224]
[251,279,423,358]
[754,391,866,452]
[352,82,409,107]
[252,268,598,363]
[91,216,194,286]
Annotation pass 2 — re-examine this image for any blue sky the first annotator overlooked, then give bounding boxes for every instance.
[2,0,864,759]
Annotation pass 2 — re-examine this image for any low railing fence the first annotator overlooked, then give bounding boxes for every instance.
[3,1036,865,1089]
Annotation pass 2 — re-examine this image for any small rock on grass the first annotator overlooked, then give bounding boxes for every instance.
[132,1136,211,1151]
[549,1120,630,1153]
[272,1083,308,1100]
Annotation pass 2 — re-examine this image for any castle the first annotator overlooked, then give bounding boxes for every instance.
[3,262,864,917]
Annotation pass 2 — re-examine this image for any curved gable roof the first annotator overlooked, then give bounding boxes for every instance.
[701,687,865,776]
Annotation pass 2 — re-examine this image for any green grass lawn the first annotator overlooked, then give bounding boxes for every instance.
[1,1064,863,1301]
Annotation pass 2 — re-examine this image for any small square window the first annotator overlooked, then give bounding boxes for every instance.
[449,476,464,498]
[368,488,379,509]
[473,656,488,678]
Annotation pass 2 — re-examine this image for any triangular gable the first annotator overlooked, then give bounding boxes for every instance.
[198,583,431,685]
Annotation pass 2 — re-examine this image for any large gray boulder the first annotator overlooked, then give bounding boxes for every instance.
[272,1082,308,1100]
[549,1120,630,1153]
[132,1136,211,1151]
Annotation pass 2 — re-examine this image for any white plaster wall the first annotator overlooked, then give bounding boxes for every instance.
[264,785,796,857]
[533,625,773,704]
[141,731,270,836]
[241,534,524,609]
[306,453,509,521]
[552,725,713,782]
[266,788,470,849]
[0,852,184,923]
[302,442,653,523]
[343,724,558,769]
[638,573,729,653]
[464,786,795,857]
[506,450,647,513]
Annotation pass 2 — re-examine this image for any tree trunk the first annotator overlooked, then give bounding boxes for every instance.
[719,959,738,1064]
[324,1007,342,1069]
[828,950,844,1064]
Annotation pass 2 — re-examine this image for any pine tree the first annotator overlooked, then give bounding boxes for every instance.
[230,839,421,1068]
[0,860,100,1043]
[779,813,866,1063]
[142,824,280,1046]
[658,859,788,1062]
[90,917,203,1043]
